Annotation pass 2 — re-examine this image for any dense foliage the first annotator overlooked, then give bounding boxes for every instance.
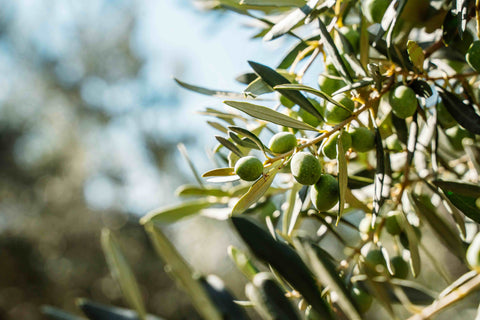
[46,0,480,319]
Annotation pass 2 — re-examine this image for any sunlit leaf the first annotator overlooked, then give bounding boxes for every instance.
[224,100,318,131]
[175,185,230,198]
[433,180,480,223]
[232,162,281,215]
[244,77,273,97]
[100,230,147,320]
[317,18,353,83]
[207,121,229,134]
[407,41,425,71]
[215,135,244,157]
[228,246,259,280]
[228,126,269,153]
[175,78,249,99]
[140,199,218,225]
[202,167,236,177]
[264,0,319,41]
[42,306,85,320]
[240,0,305,7]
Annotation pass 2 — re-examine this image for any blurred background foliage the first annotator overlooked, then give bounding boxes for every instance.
[0,1,260,319]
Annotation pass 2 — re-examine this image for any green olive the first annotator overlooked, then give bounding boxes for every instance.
[268,132,297,154]
[389,85,417,119]
[318,74,345,95]
[322,131,352,160]
[310,174,339,211]
[361,0,390,24]
[466,40,480,72]
[390,256,409,279]
[325,94,355,124]
[350,127,375,152]
[385,211,403,235]
[364,249,387,274]
[350,285,373,314]
[290,152,322,185]
[234,156,264,181]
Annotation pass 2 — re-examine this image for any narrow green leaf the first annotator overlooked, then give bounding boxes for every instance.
[215,136,244,157]
[373,0,407,46]
[229,132,260,150]
[263,0,319,41]
[398,208,421,277]
[409,194,465,260]
[277,36,319,69]
[175,78,249,99]
[207,121,229,134]
[101,229,147,320]
[199,275,249,320]
[239,0,305,7]
[42,306,85,320]
[244,77,273,97]
[368,31,414,71]
[140,199,218,225]
[245,272,302,320]
[144,223,223,320]
[407,40,425,71]
[273,83,351,112]
[373,129,385,215]
[224,100,317,131]
[178,143,204,187]
[409,79,432,98]
[337,130,348,224]
[437,86,480,135]
[317,18,353,83]
[236,72,258,84]
[202,167,235,177]
[228,246,259,280]
[298,241,363,320]
[76,299,164,320]
[433,180,480,223]
[248,61,324,121]
[455,0,469,38]
[231,217,333,319]
[464,139,480,176]
[228,126,269,153]
[232,162,281,215]
[282,183,302,236]
[175,185,230,198]
[331,80,373,96]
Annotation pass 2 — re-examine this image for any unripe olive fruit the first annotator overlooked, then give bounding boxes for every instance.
[361,0,390,24]
[466,40,480,72]
[364,249,387,274]
[325,94,355,124]
[467,233,480,271]
[318,74,345,95]
[389,85,417,119]
[350,285,373,314]
[322,131,352,160]
[390,256,409,279]
[290,152,322,185]
[268,132,297,154]
[298,108,320,127]
[385,211,403,235]
[310,174,339,211]
[234,156,264,181]
[350,127,375,152]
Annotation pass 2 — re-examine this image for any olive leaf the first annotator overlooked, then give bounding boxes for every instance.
[248,61,324,121]
[175,185,230,198]
[144,223,223,320]
[140,199,219,225]
[407,41,425,72]
[231,216,334,318]
[41,306,86,320]
[100,229,147,320]
[228,126,269,153]
[227,246,259,280]
[76,299,164,320]
[437,86,480,135]
[202,167,236,177]
[224,100,318,131]
[232,162,281,215]
[433,180,480,223]
[175,78,249,100]
[215,136,244,157]
[337,130,348,224]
